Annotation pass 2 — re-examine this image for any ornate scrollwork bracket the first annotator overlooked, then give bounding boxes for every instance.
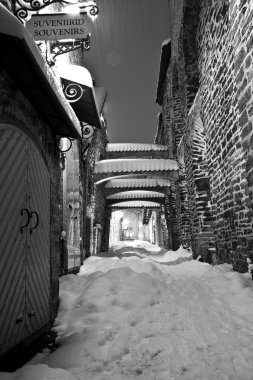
[80,122,94,160]
[14,0,99,23]
[62,81,85,103]
[49,34,91,66]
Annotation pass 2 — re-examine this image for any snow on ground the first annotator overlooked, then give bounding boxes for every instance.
[104,240,192,265]
[1,241,253,380]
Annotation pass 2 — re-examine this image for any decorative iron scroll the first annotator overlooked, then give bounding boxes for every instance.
[80,122,94,160]
[14,0,99,23]
[62,82,85,103]
[81,122,94,139]
[50,35,90,63]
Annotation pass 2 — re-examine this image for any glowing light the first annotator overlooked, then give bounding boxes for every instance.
[115,210,123,219]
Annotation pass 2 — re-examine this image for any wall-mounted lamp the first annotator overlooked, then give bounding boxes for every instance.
[57,136,75,170]
[14,0,98,23]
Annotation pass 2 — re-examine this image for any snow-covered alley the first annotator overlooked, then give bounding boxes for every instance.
[1,241,253,380]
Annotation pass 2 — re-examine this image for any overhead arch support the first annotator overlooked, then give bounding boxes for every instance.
[107,197,164,206]
[94,158,179,184]
[105,186,170,197]
[110,200,161,209]
[106,143,169,159]
[104,177,171,196]
[95,171,178,184]
[106,190,165,206]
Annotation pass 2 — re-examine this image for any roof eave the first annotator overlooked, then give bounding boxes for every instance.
[1,34,81,138]
[0,4,81,138]
[60,77,103,129]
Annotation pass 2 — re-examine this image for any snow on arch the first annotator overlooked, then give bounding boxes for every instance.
[106,143,168,152]
[106,191,165,200]
[105,178,171,188]
[110,201,161,208]
[56,63,94,88]
[94,158,178,174]
[162,38,171,47]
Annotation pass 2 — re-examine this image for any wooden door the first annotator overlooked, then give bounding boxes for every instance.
[0,127,28,355]
[26,138,50,336]
[0,125,50,356]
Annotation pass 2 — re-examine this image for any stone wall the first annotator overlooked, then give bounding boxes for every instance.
[183,92,215,260]
[160,211,169,249]
[163,0,253,264]
[197,0,253,262]
[83,123,107,255]
[164,195,173,249]
[156,3,192,252]
[62,139,83,272]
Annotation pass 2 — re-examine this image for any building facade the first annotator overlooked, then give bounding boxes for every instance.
[0,2,84,359]
[0,1,106,360]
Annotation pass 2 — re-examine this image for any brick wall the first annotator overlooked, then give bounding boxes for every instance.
[197,0,253,262]
[157,4,192,251]
[163,0,253,264]
[162,66,175,158]
[183,92,215,260]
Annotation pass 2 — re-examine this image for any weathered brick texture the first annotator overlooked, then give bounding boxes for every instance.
[183,92,215,260]
[160,0,253,264]
[197,0,253,262]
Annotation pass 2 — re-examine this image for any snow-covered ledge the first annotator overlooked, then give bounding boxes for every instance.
[94,158,179,174]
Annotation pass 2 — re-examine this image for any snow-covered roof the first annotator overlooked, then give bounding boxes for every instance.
[162,38,171,47]
[111,201,160,208]
[107,191,165,200]
[56,64,93,88]
[94,159,178,174]
[0,4,81,138]
[57,63,102,128]
[105,178,171,188]
[106,143,168,152]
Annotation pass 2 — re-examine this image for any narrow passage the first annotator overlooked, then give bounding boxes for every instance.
[2,241,253,380]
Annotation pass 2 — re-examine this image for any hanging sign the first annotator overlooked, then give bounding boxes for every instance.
[26,12,92,41]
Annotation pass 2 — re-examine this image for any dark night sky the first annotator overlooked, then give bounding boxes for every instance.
[82,0,169,143]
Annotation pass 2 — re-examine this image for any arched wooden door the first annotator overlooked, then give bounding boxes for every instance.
[0,124,50,356]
